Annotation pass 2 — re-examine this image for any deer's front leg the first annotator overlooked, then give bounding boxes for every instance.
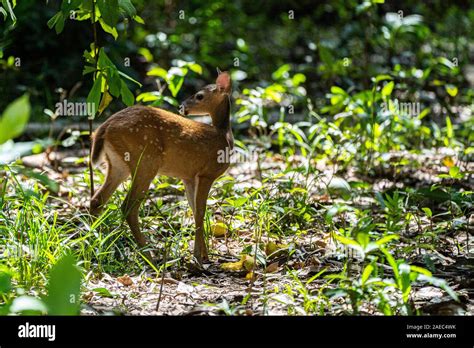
[192,176,213,264]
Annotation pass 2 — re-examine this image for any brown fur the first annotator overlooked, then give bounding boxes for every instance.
[90,72,233,264]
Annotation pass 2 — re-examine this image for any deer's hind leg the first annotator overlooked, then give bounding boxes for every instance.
[90,152,129,215]
[121,162,158,251]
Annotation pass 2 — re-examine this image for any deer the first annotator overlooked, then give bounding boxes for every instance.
[89,71,233,265]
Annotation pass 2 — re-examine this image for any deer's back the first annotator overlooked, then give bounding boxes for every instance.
[98,105,231,180]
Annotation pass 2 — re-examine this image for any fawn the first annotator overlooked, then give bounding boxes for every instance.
[90,71,233,264]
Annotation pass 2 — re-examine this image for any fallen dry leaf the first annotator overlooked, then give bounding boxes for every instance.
[265,261,279,273]
[117,274,133,286]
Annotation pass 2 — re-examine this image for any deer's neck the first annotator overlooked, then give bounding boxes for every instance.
[210,97,231,131]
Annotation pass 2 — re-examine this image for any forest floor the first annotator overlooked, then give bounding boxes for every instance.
[8,146,474,316]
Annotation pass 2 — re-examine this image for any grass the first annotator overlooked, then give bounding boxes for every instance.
[0,122,471,315]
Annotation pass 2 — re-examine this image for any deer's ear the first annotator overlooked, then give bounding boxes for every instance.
[216,71,231,94]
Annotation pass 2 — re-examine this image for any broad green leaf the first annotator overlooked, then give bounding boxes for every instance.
[92,287,115,298]
[98,18,118,40]
[138,47,153,62]
[0,270,12,294]
[187,62,203,75]
[60,0,81,12]
[449,166,460,178]
[381,81,394,97]
[120,80,135,106]
[330,86,346,95]
[147,67,168,79]
[133,15,145,24]
[422,207,432,217]
[86,74,103,118]
[445,84,458,97]
[44,254,82,315]
[318,46,333,66]
[118,0,137,17]
[361,263,374,285]
[0,94,31,145]
[47,12,65,34]
[97,0,119,27]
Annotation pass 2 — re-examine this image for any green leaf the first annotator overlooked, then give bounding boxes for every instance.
[44,254,82,315]
[445,84,458,97]
[381,81,394,97]
[97,0,119,27]
[187,62,203,75]
[272,64,291,80]
[86,74,103,118]
[375,234,399,246]
[0,270,12,294]
[1,0,16,23]
[361,263,374,285]
[118,0,137,17]
[449,166,460,178]
[92,287,115,298]
[60,0,81,12]
[333,233,359,247]
[147,67,168,79]
[373,74,393,83]
[446,116,453,138]
[118,70,142,87]
[422,207,432,217]
[318,46,333,66]
[0,94,31,145]
[108,71,122,97]
[120,80,135,106]
[410,265,432,277]
[98,18,118,40]
[168,75,184,97]
[138,47,153,62]
[381,248,399,279]
[133,15,145,24]
[330,86,346,95]
[47,12,65,34]
[13,166,60,193]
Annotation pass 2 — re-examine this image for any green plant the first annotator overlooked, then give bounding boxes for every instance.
[0,254,82,315]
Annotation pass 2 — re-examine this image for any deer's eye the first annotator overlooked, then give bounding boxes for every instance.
[196,93,204,101]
